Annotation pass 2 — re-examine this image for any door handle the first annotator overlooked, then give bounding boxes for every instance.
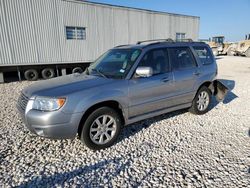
[193,71,201,76]
[161,77,170,82]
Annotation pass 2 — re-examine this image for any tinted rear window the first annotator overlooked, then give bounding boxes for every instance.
[193,46,214,65]
[169,47,197,70]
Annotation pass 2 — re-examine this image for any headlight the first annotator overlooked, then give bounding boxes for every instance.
[33,97,66,111]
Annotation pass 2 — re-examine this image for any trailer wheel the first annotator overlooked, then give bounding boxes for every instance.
[24,69,39,81]
[245,48,250,58]
[72,67,83,74]
[41,68,55,79]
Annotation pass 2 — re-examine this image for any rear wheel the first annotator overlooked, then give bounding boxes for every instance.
[189,86,212,115]
[72,67,83,74]
[24,69,39,81]
[80,107,122,150]
[41,68,55,79]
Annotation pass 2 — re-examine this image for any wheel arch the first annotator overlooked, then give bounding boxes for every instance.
[199,81,213,91]
[193,81,213,99]
[195,80,229,102]
[77,100,125,137]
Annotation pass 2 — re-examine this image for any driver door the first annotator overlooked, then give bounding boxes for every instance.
[128,48,175,118]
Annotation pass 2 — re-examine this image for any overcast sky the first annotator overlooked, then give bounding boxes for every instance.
[89,0,250,42]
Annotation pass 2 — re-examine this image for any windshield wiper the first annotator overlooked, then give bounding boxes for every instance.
[91,68,107,78]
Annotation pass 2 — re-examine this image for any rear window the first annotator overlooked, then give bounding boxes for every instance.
[193,46,214,65]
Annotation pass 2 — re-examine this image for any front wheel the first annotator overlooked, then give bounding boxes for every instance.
[80,107,122,150]
[189,86,212,115]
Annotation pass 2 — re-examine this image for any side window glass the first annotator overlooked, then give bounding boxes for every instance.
[169,47,196,70]
[138,49,169,75]
[193,46,214,65]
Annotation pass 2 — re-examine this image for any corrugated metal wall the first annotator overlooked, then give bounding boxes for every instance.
[0,0,200,66]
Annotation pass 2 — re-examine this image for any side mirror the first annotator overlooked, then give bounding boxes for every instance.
[135,67,153,78]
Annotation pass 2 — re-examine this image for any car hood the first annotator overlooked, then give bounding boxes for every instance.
[22,74,114,98]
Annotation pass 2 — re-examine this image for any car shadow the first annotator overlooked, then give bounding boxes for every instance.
[18,143,156,187]
[118,109,187,143]
[120,79,237,143]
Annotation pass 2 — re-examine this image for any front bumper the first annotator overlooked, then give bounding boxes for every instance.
[17,105,83,139]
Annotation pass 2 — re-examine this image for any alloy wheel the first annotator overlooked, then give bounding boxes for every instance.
[89,115,117,145]
[197,91,210,111]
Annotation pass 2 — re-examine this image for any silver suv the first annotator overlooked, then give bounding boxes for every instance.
[17,39,228,150]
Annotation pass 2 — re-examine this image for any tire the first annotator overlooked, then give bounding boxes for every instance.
[189,86,212,115]
[80,107,122,150]
[24,69,39,81]
[245,48,250,58]
[41,68,55,79]
[72,67,83,74]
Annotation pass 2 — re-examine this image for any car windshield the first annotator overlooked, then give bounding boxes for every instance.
[87,49,142,79]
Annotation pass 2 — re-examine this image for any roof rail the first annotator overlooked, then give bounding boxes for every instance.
[137,38,174,45]
[177,38,193,42]
[115,44,131,48]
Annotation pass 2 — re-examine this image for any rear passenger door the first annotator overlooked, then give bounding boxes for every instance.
[169,47,201,105]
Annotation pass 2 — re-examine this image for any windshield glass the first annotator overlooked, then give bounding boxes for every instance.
[87,49,141,79]
[212,37,224,44]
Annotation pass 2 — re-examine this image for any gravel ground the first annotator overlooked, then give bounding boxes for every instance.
[0,56,249,187]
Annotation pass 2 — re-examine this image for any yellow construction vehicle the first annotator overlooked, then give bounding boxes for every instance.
[226,42,238,56]
[207,36,232,56]
[234,34,250,57]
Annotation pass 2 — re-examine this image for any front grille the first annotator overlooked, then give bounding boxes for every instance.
[18,93,29,111]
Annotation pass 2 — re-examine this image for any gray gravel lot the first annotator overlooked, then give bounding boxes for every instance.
[0,56,250,187]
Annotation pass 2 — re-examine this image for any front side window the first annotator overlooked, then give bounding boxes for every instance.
[138,48,170,76]
[66,26,86,40]
[169,47,196,70]
[88,49,141,79]
[193,46,214,65]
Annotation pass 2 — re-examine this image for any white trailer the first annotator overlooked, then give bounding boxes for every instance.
[0,0,200,82]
